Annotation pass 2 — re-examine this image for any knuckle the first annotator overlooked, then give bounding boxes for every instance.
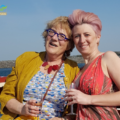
[25,103,29,107]
[29,105,32,109]
[28,100,33,104]
[30,109,33,113]
[76,99,79,103]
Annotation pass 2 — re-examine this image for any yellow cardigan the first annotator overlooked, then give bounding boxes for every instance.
[0,51,79,119]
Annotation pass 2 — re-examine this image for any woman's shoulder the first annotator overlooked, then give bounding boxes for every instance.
[103,51,118,60]
[65,58,78,67]
[16,51,45,60]
[17,51,42,57]
[102,51,120,64]
[15,51,45,66]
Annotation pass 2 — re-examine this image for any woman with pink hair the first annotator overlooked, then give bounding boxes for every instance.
[65,9,120,120]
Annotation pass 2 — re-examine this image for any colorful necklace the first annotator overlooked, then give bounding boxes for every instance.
[42,61,61,74]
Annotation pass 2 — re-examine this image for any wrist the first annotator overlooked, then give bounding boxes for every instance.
[20,104,25,115]
[88,95,93,105]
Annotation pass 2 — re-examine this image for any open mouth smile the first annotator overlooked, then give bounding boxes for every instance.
[49,42,57,47]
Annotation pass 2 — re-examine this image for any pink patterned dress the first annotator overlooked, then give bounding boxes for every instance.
[75,54,120,120]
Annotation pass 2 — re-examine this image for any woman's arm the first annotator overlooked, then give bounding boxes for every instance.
[0,67,18,111]
[90,51,120,106]
[0,52,41,116]
[6,98,39,117]
[0,53,26,112]
[0,67,39,117]
[6,98,24,115]
[66,51,120,106]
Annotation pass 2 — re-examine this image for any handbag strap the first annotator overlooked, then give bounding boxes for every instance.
[42,60,64,101]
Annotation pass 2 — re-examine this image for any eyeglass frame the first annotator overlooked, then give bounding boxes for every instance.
[46,28,70,41]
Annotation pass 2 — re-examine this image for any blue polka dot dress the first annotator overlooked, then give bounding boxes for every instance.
[23,63,67,120]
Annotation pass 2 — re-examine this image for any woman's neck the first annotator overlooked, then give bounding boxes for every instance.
[82,50,102,64]
[45,54,63,65]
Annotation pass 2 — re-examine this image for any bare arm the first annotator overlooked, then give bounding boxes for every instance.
[90,51,120,106]
[6,98,39,117]
[6,98,24,115]
[66,51,120,106]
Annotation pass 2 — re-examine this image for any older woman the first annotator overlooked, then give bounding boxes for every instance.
[0,16,79,120]
[65,9,120,120]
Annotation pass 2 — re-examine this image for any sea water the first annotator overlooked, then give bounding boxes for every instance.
[0,63,85,76]
[0,68,12,76]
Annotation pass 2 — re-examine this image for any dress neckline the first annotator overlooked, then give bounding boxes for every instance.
[74,53,104,83]
[81,54,104,78]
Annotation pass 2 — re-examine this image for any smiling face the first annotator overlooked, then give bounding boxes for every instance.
[45,25,70,58]
[72,24,100,55]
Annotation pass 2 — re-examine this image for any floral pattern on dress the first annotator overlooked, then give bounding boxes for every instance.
[23,63,67,120]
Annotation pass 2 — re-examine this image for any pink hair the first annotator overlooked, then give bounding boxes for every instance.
[68,9,102,36]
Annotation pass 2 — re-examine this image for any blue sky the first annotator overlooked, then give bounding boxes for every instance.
[0,0,120,61]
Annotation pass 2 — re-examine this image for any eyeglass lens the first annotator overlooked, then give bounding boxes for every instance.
[47,29,66,40]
